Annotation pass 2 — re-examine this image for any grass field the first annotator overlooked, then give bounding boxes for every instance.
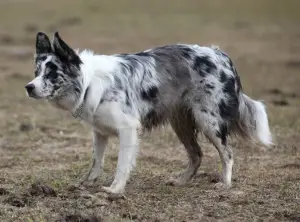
[0,0,299,221]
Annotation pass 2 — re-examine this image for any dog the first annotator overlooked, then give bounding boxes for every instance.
[25,32,272,194]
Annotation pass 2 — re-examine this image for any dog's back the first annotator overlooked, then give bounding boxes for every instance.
[111,44,271,144]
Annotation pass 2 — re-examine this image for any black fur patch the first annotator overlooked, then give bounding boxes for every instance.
[218,76,239,121]
[125,90,131,106]
[45,61,57,70]
[141,86,158,101]
[223,77,235,95]
[193,56,217,77]
[35,55,47,63]
[215,48,243,93]
[218,99,237,120]
[47,71,58,83]
[205,83,215,89]
[135,52,150,57]
[181,47,193,59]
[45,62,58,83]
[53,84,60,91]
[223,77,239,108]
[75,87,81,94]
[219,71,227,83]
[141,109,165,130]
[216,123,228,145]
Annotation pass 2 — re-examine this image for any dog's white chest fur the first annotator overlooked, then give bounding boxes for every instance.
[78,103,119,136]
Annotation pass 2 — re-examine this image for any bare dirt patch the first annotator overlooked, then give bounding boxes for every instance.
[55,213,103,222]
[4,194,33,208]
[28,181,57,197]
[0,188,10,196]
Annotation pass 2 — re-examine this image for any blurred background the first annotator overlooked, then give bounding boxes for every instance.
[0,0,299,221]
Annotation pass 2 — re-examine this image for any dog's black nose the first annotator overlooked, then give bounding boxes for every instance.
[25,83,35,94]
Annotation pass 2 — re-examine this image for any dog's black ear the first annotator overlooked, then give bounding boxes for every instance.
[36,32,52,54]
[52,32,81,65]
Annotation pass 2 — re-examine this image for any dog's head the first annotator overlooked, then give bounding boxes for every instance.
[25,32,82,101]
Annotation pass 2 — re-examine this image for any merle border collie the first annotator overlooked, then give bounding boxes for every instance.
[25,32,272,194]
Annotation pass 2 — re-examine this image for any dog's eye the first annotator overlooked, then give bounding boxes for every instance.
[34,70,38,77]
[47,71,58,80]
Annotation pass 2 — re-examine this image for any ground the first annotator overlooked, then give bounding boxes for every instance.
[0,0,299,221]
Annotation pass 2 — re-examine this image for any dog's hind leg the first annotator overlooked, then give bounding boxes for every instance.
[193,108,233,189]
[212,140,233,190]
[81,131,108,186]
[207,132,233,189]
[166,108,203,186]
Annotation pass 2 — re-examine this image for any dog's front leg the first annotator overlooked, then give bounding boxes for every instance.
[102,126,139,194]
[81,131,108,186]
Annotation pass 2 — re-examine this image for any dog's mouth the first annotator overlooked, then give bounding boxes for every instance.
[26,91,44,99]
[28,94,43,99]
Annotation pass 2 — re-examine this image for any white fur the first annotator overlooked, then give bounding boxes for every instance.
[73,52,142,193]
[27,56,53,98]
[239,94,273,146]
[253,100,273,146]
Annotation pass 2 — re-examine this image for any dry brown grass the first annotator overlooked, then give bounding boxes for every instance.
[0,0,299,221]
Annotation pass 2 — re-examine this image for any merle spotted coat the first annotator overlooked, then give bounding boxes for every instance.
[25,32,272,194]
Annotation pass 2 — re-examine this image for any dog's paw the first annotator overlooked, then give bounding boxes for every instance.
[101,186,124,194]
[79,171,101,187]
[67,183,85,192]
[213,182,231,190]
[102,175,114,187]
[79,177,97,187]
[165,171,190,186]
[165,177,188,187]
[80,180,96,187]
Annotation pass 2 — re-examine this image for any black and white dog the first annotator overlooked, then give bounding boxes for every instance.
[25,32,272,194]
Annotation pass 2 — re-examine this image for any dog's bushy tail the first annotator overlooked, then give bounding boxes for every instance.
[234,93,273,146]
